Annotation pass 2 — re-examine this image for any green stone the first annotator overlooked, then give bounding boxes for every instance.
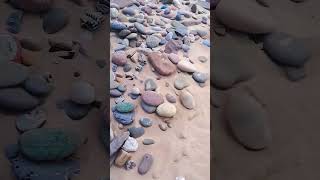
[19,128,81,161]
[116,102,134,113]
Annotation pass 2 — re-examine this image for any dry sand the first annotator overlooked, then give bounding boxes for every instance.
[0,0,107,179]
[110,3,211,180]
[213,0,320,179]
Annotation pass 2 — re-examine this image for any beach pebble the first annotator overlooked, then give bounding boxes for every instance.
[70,80,95,105]
[119,29,131,38]
[139,117,153,127]
[110,89,123,97]
[263,32,310,67]
[115,149,132,167]
[128,127,145,138]
[43,8,69,34]
[135,22,147,34]
[141,101,157,113]
[113,111,134,125]
[131,87,140,95]
[225,91,272,150]
[192,72,208,83]
[16,108,47,132]
[117,84,127,92]
[116,102,134,113]
[168,53,180,64]
[146,35,161,48]
[0,88,39,111]
[180,90,195,109]
[63,100,91,120]
[110,131,130,156]
[122,7,137,16]
[174,75,189,90]
[145,78,157,91]
[122,137,139,152]
[177,60,197,73]
[156,103,176,117]
[19,128,81,161]
[166,93,177,103]
[141,91,164,106]
[164,40,181,54]
[148,52,176,76]
[0,61,29,88]
[23,75,52,96]
[111,21,127,31]
[138,154,153,175]
[143,139,155,145]
[198,56,208,63]
[215,0,275,34]
[123,63,132,72]
[112,51,128,66]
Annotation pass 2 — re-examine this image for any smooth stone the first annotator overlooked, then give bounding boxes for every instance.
[112,51,128,66]
[156,103,176,118]
[43,8,68,34]
[122,7,137,16]
[166,93,176,103]
[119,29,131,38]
[138,154,153,175]
[174,75,189,90]
[110,131,130,156]
[168,53,180,64]
[143,139,155,145]
[226,91,272,150]
[141,91,164,106]
[164,40,181,54]
[110,0,135,8]
[177,60,197,73]
[135,22,147,34]
[175,26,188,36]
[63,100,91,120]
[111,21,127,31]
[141,101,157,113]
[263,32,310,67]
[198,56,208,63]
[113,111,134,125]
[159,122,168,131]
[180,90,195,109]
[0,61,29,88]
[197,30,208,38]
[117,84,127,92]
[0,88,39,111]
[128,127,145,138]
[147,52,176,76]
[110,89,123,97]
[123,63,132,72]
[192,72,208,83]
[139,117,153,127]
[146,35,161,48]
[110,8,119,18]
[215,0,275,34]
[145,78,157,91]
[122,137,138,152]
[19,128,81,161]
[131,87,140,95]
[23,75,52,96]
[126,33,138,40]
[16,108,46,132]
[116,102,134,113]
[70,81,95,105]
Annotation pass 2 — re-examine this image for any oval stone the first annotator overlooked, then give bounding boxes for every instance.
[0,61,29,88]
[138,154,153,175]
[225,91,272,150]
[263,32,310,67]
[156,102,176,118]
[111,51,128,66]
[43,8,69,34]
[180,90,195,109]
[215,0,275,34]
[23,75,52,96]
[141,91,164,106]
[16,108,46,132]
[0,88,39,111]
[141,101,157,113]
[177,60,197,73]
[116,102,134,113]
[19,128,81,161]
[70,81,95,105]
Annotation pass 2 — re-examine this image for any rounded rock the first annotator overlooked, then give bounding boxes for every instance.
[156,103,176,118]
[43,8,69,34]
[70,81,95,105]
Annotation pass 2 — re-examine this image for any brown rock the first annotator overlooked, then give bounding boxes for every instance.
[115,149,132,167]
[147,52,176,76]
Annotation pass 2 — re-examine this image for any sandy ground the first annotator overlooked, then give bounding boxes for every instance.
[0,0,107,179]
[213,0,320,179]
[110,6,211,180]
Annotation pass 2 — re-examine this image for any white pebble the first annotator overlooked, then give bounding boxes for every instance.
[122,137,138,152]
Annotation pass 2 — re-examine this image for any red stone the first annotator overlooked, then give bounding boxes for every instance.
[141,91,164,106]
[147,52,176,76]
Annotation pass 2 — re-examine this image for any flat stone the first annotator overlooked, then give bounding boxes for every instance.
[128,126,145,138]
[112,50,128,66]
[0,61,29,88]
[148,52,176,76]
[166,93,176,103]
[174,75,189,90]
[70,80,95,105]
[113,111,134,125]
[131,87,140,95]
[168,53,180,64]
[110,89,123,97]
[164,40,181,54]
[16,108,47,132]
[119,29,131,38]
[143,139,155,145]
[192,72,208,83]
[19,128,81,161]
[263,32,310,67]
[226,91,272,150]
[177,60,197,73]
[141,101,157,113]
[139,117,153,127]
[116,102,134,113]
[141,91,164,106]
[135,22,147,34]
[145,78,157,91]
[0,88,39,111]
[111,21,127,31]
[180,90,195,109]
[23,75,52,96]
[122,137,138,152]
[138,154,153,175]
[156,102,176,118]
[122,7,137,16]
[110,131,130,156]
[146,35,161,48]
